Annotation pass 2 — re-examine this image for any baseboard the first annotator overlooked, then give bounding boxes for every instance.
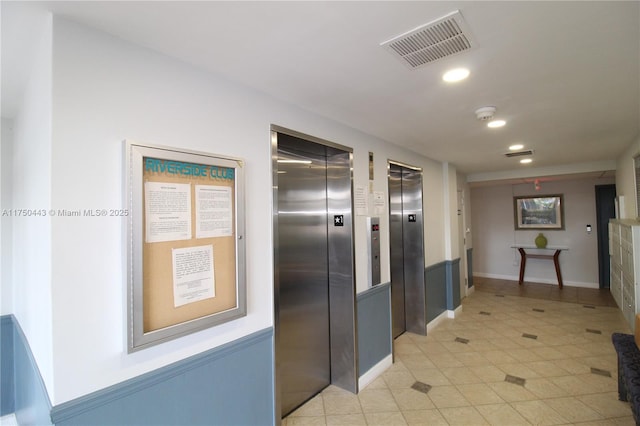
[447,305,463,319]
[472,272,599,289]
[358,354,392,390]
[426,310,449,333]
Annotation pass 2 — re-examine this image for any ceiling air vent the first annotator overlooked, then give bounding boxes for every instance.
[505,150,534,158]
[380,10,475,69]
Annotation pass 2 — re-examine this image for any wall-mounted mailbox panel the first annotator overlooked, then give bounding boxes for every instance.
[367,217,381,286]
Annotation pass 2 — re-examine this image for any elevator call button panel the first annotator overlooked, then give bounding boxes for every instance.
[367,217,381,287]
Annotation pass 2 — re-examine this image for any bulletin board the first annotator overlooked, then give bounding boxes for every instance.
[126,141,246,352]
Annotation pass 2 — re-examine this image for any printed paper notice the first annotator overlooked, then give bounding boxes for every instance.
[373,191,386,215]
[172,245,215,307]
[355,185,368,216]
[195,185,232,238]
[145,182,191,243]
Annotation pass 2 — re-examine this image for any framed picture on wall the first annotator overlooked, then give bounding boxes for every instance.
[514,194,564,230]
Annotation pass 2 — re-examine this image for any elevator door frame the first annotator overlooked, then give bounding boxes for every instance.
[271,125,358,423]
[388,160,426,338]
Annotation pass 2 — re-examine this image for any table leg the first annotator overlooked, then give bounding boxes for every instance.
[553,249,563,289]
[518,248,526,285]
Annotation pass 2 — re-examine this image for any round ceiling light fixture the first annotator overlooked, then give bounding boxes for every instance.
[487,119,506,128]
[509,144,524,151]
[443,68,470,83]
[520,158,533,164]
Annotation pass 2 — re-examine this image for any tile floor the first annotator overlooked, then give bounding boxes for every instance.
[283,279,635,425]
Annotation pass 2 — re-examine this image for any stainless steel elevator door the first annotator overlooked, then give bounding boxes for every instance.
[389,165,406,338]
[389,163,426,339]
[277,141,331,416]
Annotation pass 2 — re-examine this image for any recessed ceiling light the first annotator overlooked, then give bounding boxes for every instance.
[509,144,524,151]
[487,120,506,128]
[443,68,470,83]
[520,158,533,164]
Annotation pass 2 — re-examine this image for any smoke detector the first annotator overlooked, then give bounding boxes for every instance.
[475,106,496,121]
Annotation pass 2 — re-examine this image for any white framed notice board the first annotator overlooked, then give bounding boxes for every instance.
[125,141,246,352]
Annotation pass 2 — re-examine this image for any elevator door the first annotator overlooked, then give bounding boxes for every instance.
[389,163,426,338]
[277,137,331,416]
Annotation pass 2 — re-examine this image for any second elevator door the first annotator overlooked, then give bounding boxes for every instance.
[389,163,426,338]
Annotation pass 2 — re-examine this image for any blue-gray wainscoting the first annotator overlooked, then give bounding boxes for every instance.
[356,283,392,375]
[1,314,52,425]
[425,259,461,323]
[51,328,274,425]
[447,258,461,311]
[1,315,15,416]
[1,314,274,426]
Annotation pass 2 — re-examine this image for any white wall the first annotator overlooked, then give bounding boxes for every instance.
[471,177,614,288]
[45,17,451,404]
[615,136,640,219]
[1,119,13,315]
[8,10,55,399]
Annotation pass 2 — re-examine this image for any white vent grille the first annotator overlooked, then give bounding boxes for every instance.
[505,150,534,158]
[381,10,475,69]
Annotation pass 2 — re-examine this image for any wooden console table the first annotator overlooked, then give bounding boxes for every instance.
[510,245,569,288]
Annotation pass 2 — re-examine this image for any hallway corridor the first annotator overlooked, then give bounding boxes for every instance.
[284,281,634,425]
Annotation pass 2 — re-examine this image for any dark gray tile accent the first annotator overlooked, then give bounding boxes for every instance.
[455,337,469,344]
[583,305,596,309]
[505,375,526,386]
[591,367,612,377]
[532,308,545,313]
[479,311,491,316]
[411,381,432,394]
[586,329,602,334]
[522,333,538,340]
[495,294,505,298]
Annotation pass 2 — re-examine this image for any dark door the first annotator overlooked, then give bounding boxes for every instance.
[595,184,616,288]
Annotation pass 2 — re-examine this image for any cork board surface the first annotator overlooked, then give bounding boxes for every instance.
[142,157,237,332]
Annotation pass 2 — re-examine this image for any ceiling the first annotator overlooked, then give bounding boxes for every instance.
[3,1,639,181]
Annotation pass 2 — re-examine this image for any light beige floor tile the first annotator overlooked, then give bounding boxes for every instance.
[456,383,504,405]
[453,351,491,367]
[363,376,388,390]
[551,358,592,375]
[397,353,436,370]
[395,341,424,356]
[505,348,544,362]
[548,375,594,396]
[612,416,638,425]
[284,416,327,426]
[289,395,324,417]
[475,403,530,425]
[544,396,604,423]
[494,362,540,379]
[577,372,618,392]
[322,392,362,415]
[390,388,434,411]
[439,406,490,425]
[427,352,466,368]
[524,377,569,398]
[364,411,407,426]
[325,413,366,425]
[487,381,537,402]
[577,392,634,418]
[531,346,569,360]
[358,388,400,413]
[469,365,506,383]
[525,360,570,377]
[383,370,418,389]
[401,408,448,426]
[441,366,483,384]
[411,368,452,386]
[481,350,518,364]
[417,341,449,355]
[511,400,568,425]
[427,385,471,408]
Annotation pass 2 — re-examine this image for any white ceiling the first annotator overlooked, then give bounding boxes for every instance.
[3,1,639,180]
